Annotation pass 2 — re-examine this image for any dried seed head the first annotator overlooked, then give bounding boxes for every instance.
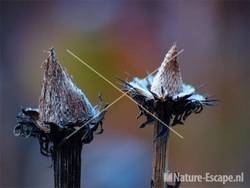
[151,44,183,97]
[15,48,107,155]
[39,48,95,129]
[123,43,216,137]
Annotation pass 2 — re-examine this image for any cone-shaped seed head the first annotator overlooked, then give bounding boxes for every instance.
[150,44,183,97]
[39,48,95,128]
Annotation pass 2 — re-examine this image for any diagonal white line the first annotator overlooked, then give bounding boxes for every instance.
[63,90,130,142]
[66,49,184,140]
[65,49,184,142]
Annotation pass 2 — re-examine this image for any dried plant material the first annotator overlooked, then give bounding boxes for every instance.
[39,48,96,129]
[14,48,107,188]
[14,48,106,155]
[123,44,216,188]
[151,44,183,97]
[123,44,216,137]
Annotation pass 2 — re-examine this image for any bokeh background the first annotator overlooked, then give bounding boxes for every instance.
[1,1,249,188]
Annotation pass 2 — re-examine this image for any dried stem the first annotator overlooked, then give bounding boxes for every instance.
[152,125,169,188]
[151,112,169,188]
[52,137,82,188]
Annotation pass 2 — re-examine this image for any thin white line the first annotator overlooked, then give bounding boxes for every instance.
[66,49,184,140]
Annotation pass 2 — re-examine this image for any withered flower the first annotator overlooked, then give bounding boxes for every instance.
[123,44,216,138]
[14,48,106,156]
[123,44,216,188]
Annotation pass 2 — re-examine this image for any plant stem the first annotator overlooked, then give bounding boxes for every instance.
[52,138,82,188]
[151,105,171,188]
[151,122,169,188]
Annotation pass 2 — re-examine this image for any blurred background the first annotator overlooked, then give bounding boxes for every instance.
[1,1,249,188]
